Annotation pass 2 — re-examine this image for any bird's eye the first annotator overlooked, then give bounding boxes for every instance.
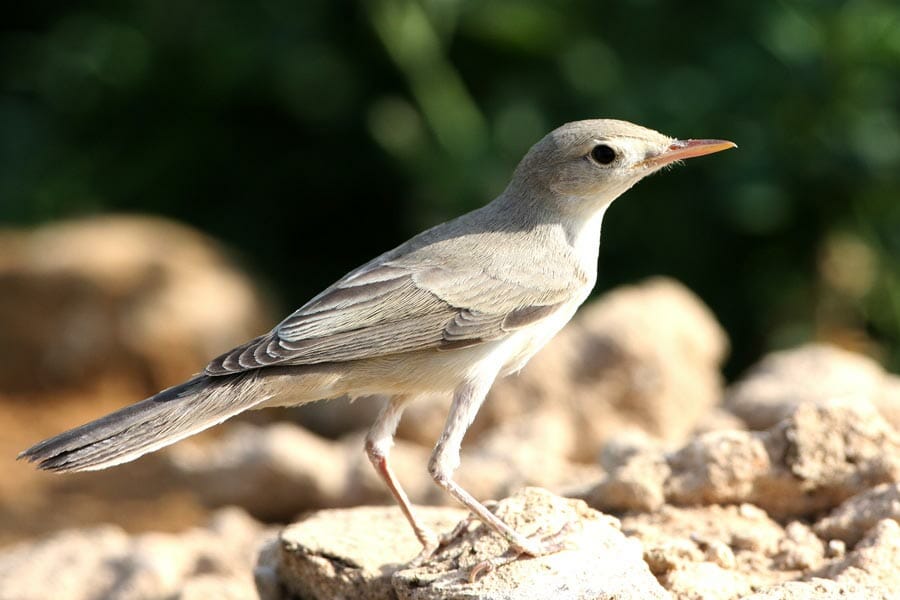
[590,144,617,165]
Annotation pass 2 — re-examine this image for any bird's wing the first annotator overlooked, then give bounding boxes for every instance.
[204,259,573,376]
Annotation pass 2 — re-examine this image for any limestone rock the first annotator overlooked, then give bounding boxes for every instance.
[168,421,602,523]
[588,402,900,519]
[395,488,669,600]
[586,441,669,512]
[622,504,837,599]
[0,507,272,600]
[814,483,900,546]
[773,522,825,571]
[741,578,889,599]
[168,422,351,520]
[268,488,668,600]
[726,344,900,432]
[821,519,900,592]
[624,504,790,591]
[272,505,466,600]
[0,215,271,393]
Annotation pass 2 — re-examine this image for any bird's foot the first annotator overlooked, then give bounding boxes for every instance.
[467,520,578,583]
[406,501,500,567]
[441,499,499,545]
[407,528,441,567]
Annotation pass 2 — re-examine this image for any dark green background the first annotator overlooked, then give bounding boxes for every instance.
[2,0,899,376]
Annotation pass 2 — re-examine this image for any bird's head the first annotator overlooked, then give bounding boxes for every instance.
[510,119,736,215]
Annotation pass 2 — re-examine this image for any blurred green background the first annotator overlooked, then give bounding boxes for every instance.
[1,0,899,376]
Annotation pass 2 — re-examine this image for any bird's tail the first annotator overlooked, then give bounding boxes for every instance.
[18,372,269,473]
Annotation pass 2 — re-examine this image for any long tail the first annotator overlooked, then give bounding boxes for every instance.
[18,372,269,472]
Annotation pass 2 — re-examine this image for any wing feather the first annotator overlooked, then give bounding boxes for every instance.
[205,235,581,376]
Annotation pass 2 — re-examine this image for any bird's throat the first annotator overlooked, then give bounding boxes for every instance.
[567,206,607,280]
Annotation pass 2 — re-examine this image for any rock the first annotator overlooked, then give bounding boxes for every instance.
[623,504,818,599]
[394,277,728,461]
[290,394,388,439]
[748,402,900,519]
[253,539,284,600]
[773,522,824,571]
[0,525,131,600]
[168,420,602,523]
[0,215,271,393]
[393,490,669,600]
[588,402,900,519]
[658,561,751,600]
[168,422,352,520]
[461,410,605,501]
[821,519,900,591]
[697,401,900,518]
[0,507,273,600]
[691,406,747,435]
[814,483,900,546]
[741,578,888,599]
[269,487,669,600]
[271,505,465,600]
[726,344,900,432]
[167,421,440,520]
[623,504,782,599]
[586,442,670,512]
[178,576,261,600]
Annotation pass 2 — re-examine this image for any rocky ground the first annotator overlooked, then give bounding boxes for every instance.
[1,217,899,599]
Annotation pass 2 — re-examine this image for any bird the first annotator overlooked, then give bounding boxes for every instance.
[19,119,735,565]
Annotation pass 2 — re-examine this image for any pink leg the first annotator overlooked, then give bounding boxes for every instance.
[365,396,439,558]
[428,377,573,576]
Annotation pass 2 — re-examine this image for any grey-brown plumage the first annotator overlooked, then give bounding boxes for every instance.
[19,373,266,472]
[20,119,735,563]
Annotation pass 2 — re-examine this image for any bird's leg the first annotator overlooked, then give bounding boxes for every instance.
[428,378,572,566]
[364,395,440,560]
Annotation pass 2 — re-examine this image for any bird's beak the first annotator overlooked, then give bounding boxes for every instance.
[637,139,737,169]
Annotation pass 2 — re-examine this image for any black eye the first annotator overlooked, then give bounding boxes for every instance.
[590,144,617,165]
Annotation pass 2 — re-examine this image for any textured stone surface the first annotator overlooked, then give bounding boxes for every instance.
[268,488,668,600]
[624,504,793,598]
[588,402,900,520]
[821,519,900,590]
[0,508,272,600]
[272,505,466,600]
[0,215,271,393]
[167,420,602,523]
[726,344,900,432]
[814,483,900,546]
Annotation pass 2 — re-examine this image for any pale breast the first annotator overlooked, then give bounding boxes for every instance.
[497,293,587,377]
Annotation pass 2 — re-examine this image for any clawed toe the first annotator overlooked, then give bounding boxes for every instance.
[405,508,580,583]
[468,521,580,583]
[435,501,503,550]
[406,527,441,567]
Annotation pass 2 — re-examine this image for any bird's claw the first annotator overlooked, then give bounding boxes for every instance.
[468,520,579,583]
[407,507,579,583]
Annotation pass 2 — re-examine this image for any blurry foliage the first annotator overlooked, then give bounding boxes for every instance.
[1,0,899,376]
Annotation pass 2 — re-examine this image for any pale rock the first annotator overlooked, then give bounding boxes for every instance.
[741,578,888,599]
[0,215,271,393]
[269,488,669,600]
[168,420,601,523]
[726,344,900,432]
[822,519,900,590]
[814,483,900,546]
[0,508,272,600]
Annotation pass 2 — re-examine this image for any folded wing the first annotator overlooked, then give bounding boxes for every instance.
[205,261,569,375]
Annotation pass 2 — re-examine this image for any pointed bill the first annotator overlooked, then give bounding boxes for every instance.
[637,139,737,169]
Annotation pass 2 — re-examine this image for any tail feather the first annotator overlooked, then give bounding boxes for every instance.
[18,372,268,472]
